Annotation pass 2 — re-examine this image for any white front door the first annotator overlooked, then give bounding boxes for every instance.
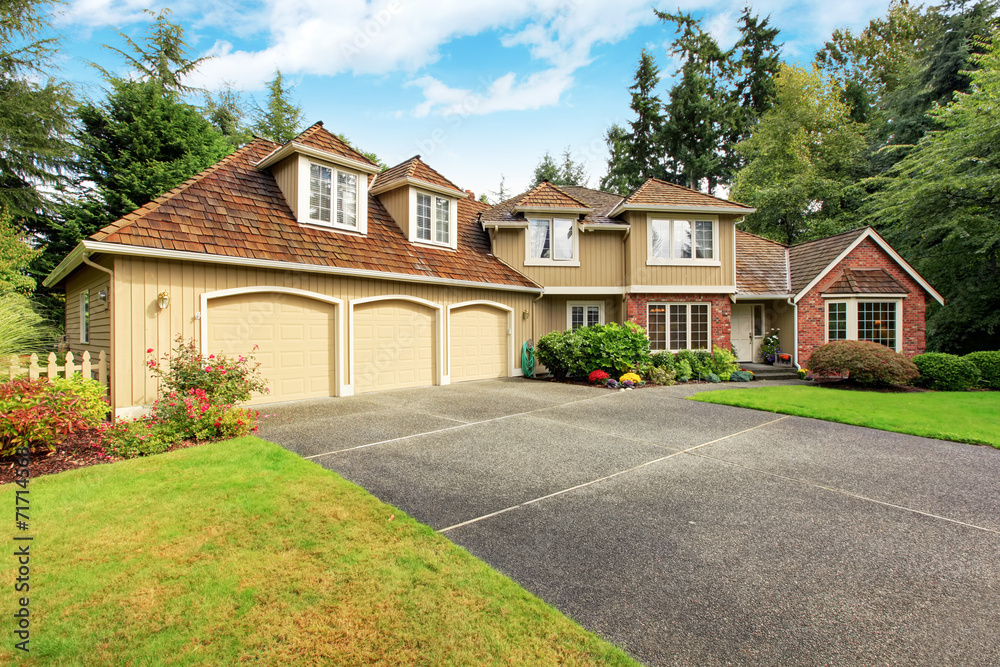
[732,305,754,362]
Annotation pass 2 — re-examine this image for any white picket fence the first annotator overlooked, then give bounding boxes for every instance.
[5,350,109,387]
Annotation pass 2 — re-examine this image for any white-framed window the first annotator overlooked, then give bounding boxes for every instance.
[648,217,718,265]
[307,161,360,231]
[80,290,90,344]
[526,217,578,265]
[567,302,604,330]
[825,298,901,350]
[410,189,456,249]
[647,302,710,351]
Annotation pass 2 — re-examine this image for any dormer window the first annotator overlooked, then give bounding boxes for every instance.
[308,162,359,230]
[416,192,450,244]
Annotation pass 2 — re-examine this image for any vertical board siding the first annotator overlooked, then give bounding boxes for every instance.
[271,157,299,219]
[531,295,622,340]
[113,256,534,408]
[492,227,626,287]
[376,187,409,236]
[626,213,736,288]
[64,262,112,361]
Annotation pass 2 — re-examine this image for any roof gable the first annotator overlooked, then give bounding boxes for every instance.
[825,267,909,295]
[618,178,755,213]
[371,155,464,195]
[514,181,592,210]
[293,123,380,168]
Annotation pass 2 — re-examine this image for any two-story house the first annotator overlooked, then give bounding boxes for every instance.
[44,123,943,416]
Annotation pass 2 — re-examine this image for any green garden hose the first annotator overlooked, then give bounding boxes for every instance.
[521,341,535,379]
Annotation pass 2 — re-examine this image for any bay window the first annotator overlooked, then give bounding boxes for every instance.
[825,299,900,350]
[648,303,710,351]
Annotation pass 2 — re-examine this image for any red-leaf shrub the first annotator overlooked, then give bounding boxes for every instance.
[588,369,610,384]
[0,378,95,455]
[807,341,919,386]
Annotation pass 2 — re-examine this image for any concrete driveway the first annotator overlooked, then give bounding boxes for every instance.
[258,379,1000,666]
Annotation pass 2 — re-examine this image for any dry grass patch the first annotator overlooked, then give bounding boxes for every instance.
[1,437,636,666]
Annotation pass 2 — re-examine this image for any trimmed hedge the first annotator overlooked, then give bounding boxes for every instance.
[808,341,919,386]
[913,353,980,391]
[963,351,1000,390]
[535,322,651,379]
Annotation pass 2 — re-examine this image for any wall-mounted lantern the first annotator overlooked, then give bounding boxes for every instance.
[157,291,170,310]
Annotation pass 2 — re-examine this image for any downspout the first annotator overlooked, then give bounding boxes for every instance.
[786,297,800,371]
[81,253,116,413]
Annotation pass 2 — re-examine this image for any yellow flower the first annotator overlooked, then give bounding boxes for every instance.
[619,372,641,384]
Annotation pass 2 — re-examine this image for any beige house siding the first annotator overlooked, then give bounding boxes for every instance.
[65,260,113,363]
[491,226,625,287]
[625,212,737,288]
[270,156,299,218]
[530,294,623,340]
[375,187,409,236]
[111,255,534,409]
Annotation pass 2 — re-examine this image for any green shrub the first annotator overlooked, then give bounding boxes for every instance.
[675,349,712,377]
[807,341,919,386]
[705,373,721,383]
[650,351,676,371]
[708,345,739,381]
[676,359,692,382]
[535,322,651,379]
[730,370,753,382]
[0,378,96,455]
[97,418,176,458]
[50,375,109,424]
[963,351,1000,389]
[913,353,980,391]
[646,366,676,386]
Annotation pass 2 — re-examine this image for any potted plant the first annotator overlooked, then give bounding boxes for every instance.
[760,330,780,364]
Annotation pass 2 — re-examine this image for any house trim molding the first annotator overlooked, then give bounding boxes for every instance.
[627,285,738,294]
[255,141,381,174]
[544,286,625,296]
[45,241,544,295]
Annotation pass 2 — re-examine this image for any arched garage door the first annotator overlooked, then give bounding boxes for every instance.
[207,293,336,403]
[450,304,508,382]
[353,300,436,393]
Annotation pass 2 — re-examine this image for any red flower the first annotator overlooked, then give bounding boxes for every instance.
[146,348,154,354]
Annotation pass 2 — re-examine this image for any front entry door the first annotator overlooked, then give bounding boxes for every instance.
[732,304,764,362]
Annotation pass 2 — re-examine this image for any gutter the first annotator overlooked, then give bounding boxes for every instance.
[81,253,116,409]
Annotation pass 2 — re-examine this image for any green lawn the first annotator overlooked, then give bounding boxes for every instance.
[691,385,1000,447]
[1,438,637,666]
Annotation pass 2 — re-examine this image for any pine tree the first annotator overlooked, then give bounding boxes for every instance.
[0,0,77,232]
[531,149,587,187]
[251,70,304,144]
[204,84,252,149]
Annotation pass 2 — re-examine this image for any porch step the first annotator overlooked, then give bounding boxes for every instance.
[740,363,800,380]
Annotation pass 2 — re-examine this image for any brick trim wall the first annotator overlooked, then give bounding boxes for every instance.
[626,293,732,351]
[797,237,929,366]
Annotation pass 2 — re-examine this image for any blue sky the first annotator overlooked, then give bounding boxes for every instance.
[47,0,892,199]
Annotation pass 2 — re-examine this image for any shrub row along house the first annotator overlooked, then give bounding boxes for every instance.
[44,123,943,415]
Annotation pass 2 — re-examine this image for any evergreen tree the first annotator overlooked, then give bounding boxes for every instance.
[727,7,783,164]
[0,207,40,295]
[732,65,866,245]
[600,51,664,195]
[530,149,587,187]
[866,33,1000,352]
[0,0,77,233]
[204,84,252,149]
[251,70,304,144]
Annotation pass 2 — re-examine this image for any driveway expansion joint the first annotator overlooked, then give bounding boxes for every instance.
[437,415,790,534]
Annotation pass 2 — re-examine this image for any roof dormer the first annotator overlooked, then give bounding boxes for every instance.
[370,156,467,251]
[256,123,381,235]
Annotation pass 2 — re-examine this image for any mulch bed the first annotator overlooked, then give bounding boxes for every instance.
[0,430,204,485]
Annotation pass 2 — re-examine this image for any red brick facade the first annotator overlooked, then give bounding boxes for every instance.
[797,237,929,367]
[626,293,732,351]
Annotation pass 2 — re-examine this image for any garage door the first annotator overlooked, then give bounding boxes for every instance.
[353,300,435,393]
[207,293,336,403]
[450,305,508,382]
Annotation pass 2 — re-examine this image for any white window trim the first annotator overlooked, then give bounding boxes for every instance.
[823,296,903,351]
[296,154,368,235]
[647,301,712,352]
[524,217,581,267]
[408,187,458,250]
[80,290,90,344]
[566,301,604,330]
[646,215,720,266]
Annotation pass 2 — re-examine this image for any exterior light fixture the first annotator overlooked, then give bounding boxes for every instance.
[157,291,170,310]
[98,290,107,302]
[522,309,530,319]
